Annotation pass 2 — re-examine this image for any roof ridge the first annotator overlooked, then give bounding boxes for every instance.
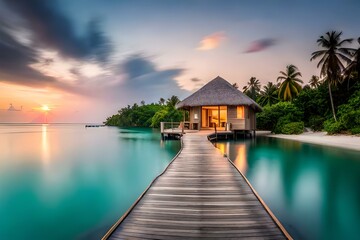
[176,76,262,112]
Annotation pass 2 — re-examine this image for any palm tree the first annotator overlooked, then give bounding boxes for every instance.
[258,82,279,106]
[302,85,311,90]
[166,95,180,108]
[310,31,354,121]
[277,64,303,101]
[242,77,261,100]
[158,98,165,105]
[309,75,321,88]
[344,37,360,75]
[344,37,360,89]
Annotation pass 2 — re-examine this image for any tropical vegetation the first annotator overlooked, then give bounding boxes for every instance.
[243,77,261,100]
[277,64,303,101]
[106,30,360,135]
[309,75,321,89]
[310,31,354,121]
[253,31,359,135]
[257,82,279,107]
[105,96,183,128]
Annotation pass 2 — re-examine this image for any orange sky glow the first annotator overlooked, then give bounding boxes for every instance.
[0,1,359,123]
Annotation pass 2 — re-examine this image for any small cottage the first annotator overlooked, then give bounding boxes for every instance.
[176,76,262,132]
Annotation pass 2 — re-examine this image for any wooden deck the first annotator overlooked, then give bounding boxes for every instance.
[103,133,291,239]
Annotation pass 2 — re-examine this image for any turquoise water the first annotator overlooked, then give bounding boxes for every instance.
[0,124,180,240]
[215,137,360,240]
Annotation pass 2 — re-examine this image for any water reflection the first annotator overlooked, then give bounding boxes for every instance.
[215,141,248,173]
[215,137,360,240]
[41,124,50,164]
[233,143,247,173]
[0,125,181,240]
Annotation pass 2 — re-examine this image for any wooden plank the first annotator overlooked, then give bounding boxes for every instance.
[103,133,292,239]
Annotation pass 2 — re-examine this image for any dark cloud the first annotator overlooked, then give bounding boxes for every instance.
[0,0,114,94]
[244,38,276,53]
[121,55,183,88]
[122,55,156,79]
[120,55,184,90]
[0,1,188,103]
[3,0,112,62]
[116,55,189,102]
[0,24,97,95]
[0,23,90,94]
[191,78,201,82]
[0,24,55,86]
[69,67,81,76]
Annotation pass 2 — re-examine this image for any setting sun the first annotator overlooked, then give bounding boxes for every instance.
[41,105,50,112]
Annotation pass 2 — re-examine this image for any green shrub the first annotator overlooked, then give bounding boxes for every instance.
[293,85,329,125]
[350,127,360,135]
[340,110,360,130]
[274,116,291,134]
[150,108,183,128]
[334,90,360,134]
[281,122,304,134]
[308,115,325,131]
[150,109,168,128]
[256,102,303,132]
[324,119,343,135]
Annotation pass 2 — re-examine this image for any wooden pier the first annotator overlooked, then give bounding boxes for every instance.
[85,124,105,128]
[103,133,292,239]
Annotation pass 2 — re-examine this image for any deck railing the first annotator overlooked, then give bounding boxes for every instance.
[160,122,185,133]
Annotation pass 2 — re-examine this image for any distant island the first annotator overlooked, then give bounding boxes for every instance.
[105,96,184,128]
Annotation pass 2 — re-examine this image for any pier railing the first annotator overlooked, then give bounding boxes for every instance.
[160,122,185,134]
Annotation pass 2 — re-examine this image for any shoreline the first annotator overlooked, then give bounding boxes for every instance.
[261,131,360,152]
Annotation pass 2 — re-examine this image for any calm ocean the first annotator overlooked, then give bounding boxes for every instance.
[0,124,180,239]
[215,137,360,240]
[1,124,359,239]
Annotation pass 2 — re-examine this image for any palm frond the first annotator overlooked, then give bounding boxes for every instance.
[311,50,327,61]
[279,70,287,76]
[338,38,353,45]
[337,53,352,65]
[294,78,303,83]
[316,54,328,68]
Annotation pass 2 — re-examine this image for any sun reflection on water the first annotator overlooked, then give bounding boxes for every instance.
[41,124,50,164]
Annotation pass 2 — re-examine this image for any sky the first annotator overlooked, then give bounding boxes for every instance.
[0,0,359,123]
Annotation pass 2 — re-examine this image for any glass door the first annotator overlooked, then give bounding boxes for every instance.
[201,106,227,128]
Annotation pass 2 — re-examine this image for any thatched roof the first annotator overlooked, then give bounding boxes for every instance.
[176,76,262,112]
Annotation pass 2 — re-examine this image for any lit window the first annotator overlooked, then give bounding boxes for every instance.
[237,106,244,119]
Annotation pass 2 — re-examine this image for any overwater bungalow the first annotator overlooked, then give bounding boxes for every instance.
[176,76,262,135]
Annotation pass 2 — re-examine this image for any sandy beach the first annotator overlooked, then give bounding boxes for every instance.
[264,131,360,152]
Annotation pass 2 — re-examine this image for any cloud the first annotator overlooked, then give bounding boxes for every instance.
[89,54,191,103]
[2,0,112,62]
[115,55,189,102]
[190,78,201,82]
[0,1,189,107]
[197,32,226,51]
[0,1,112,95]
[0,24,56,86]
[0,27,91,94]
[121,55,156,80]
[244,38,276,53]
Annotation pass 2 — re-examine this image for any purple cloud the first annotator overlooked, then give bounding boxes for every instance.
[244,38,276,53]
